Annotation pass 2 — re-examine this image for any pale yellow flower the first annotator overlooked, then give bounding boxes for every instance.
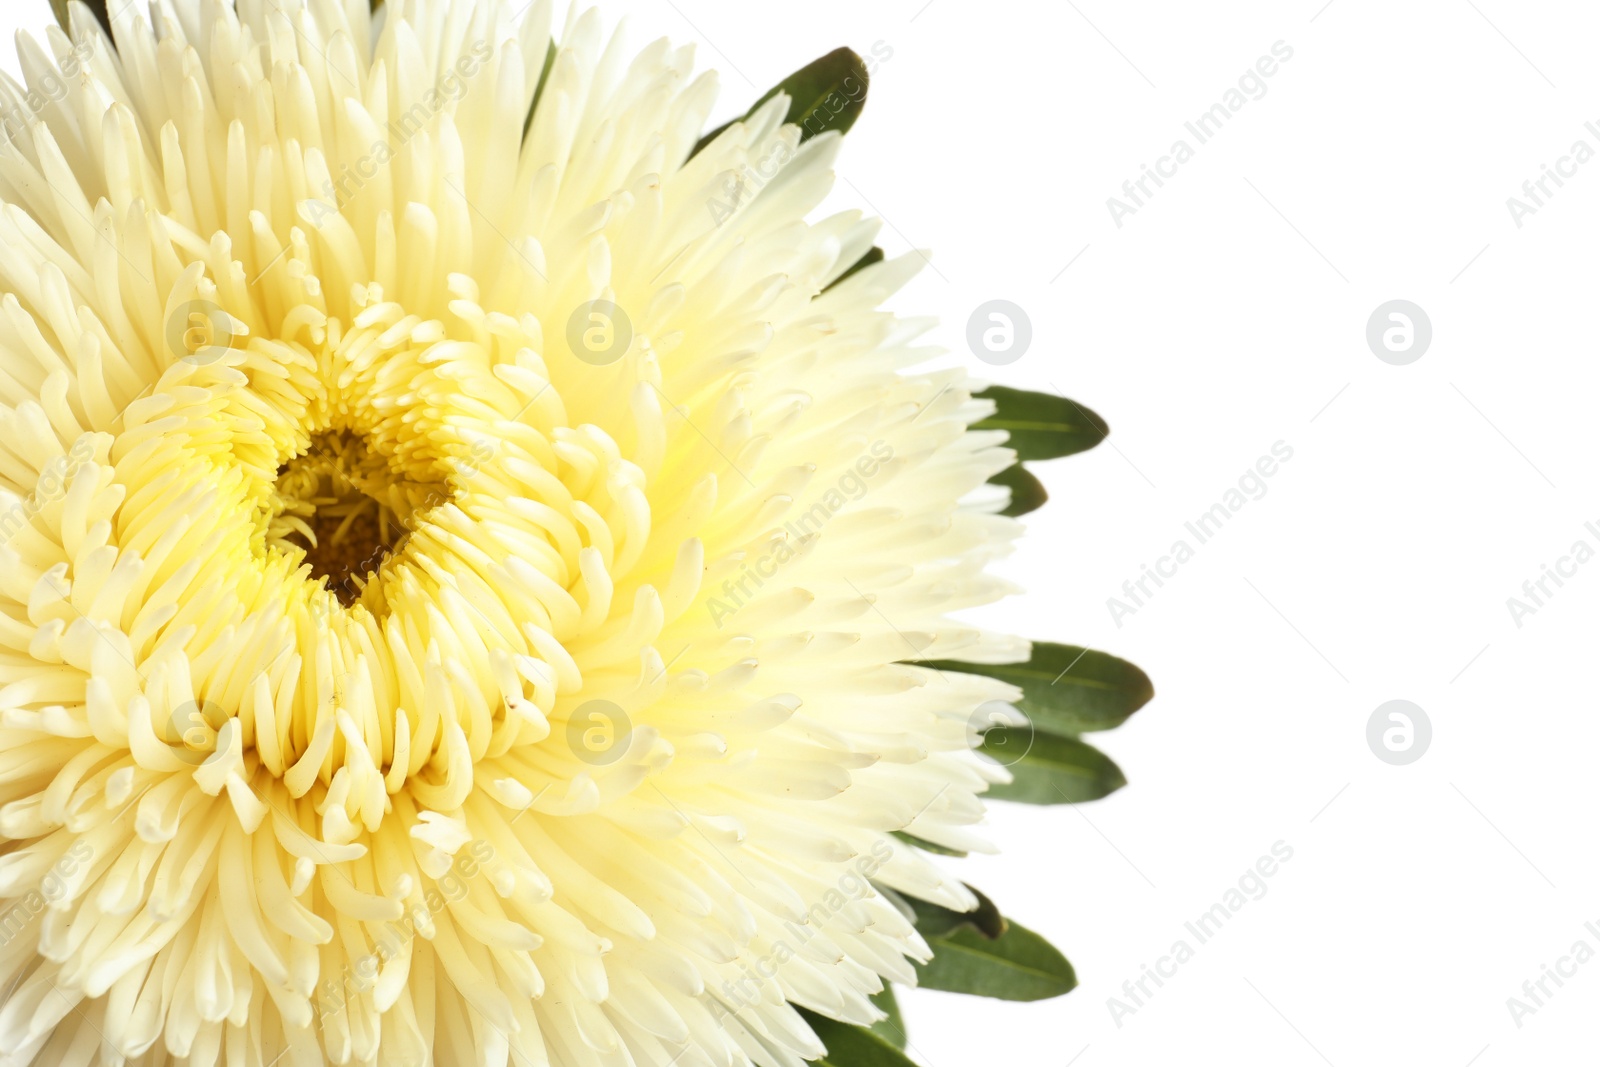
[0,2,1024,1064]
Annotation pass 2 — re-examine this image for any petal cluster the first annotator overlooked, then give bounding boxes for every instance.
[0,1,1023,1064]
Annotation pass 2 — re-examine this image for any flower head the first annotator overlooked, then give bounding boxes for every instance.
[0,1,1032,1064]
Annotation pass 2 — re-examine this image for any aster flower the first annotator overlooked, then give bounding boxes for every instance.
[0,1,1151,1065]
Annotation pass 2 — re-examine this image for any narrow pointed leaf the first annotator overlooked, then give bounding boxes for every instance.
[915,919,1077,1002]
[55,0,111,37]
[991,463,1048,517]
[823,246,884,292]
[907,887,1005,941]
[983,729,1125,804]
[799,1008,919,1066]
[695,47,870,156]
[524,40,558,135]
[867,987,907,1049]
[973,386,1108,461]
[924,642,1154,735]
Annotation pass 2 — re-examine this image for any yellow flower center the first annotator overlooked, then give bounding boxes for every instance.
[123,280,636,809]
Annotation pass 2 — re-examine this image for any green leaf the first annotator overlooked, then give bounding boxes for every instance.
[902,891,1076,1003]
[695,47,871,156]
[915,918,1078,1002]
[798,1008,919,1067]
[982,729,1125,804]
[907,887,1006,942]
[54,0,111,37]
[524,40,558,136]
[867,987,907,1049]
[890,830,966,858]
[924,642,1154,735]
[823,246,884,293]
[990,463,1047,517]
[972,386,1109,461]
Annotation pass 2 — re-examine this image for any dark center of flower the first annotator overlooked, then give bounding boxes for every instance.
[270,432,451,606]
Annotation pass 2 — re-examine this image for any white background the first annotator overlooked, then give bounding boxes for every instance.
[7,2,1600,1065]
